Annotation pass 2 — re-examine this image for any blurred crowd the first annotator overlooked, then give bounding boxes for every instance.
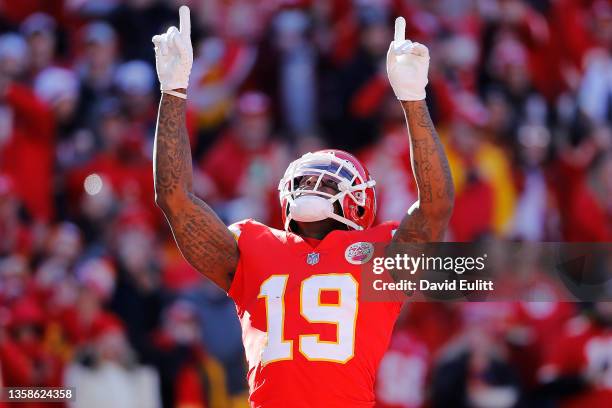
[0,0,611,407]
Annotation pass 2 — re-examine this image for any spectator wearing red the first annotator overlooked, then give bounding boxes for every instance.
[151,300,231,408]
[562,152,612,241]
[538,303,612,407]
[376,323,430,408]
[0,175,32,256]
[0,297,65,408]
[324,10,391,151]
[58,258,121,346]
[0,80,55,221]
[64,102,153,218]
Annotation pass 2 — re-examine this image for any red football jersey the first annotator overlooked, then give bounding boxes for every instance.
[228,219,403,408]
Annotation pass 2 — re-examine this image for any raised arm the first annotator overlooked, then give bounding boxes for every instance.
[153,7,238,290]
[386,17,454,243]
[394,100,454,242]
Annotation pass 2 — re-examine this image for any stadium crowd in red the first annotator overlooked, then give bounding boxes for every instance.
[0,0,610,407]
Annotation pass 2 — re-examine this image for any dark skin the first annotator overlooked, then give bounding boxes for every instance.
[154,93,453,291]
[154,90,238,291]
[392,100,455,244]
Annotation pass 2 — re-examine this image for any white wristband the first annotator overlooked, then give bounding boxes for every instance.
[163,90,187,99]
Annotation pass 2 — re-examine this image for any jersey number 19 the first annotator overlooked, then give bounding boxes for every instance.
[258,274,358,364]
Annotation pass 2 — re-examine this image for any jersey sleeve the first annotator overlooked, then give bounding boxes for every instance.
[226,219,252,307]
[376,220,401,242]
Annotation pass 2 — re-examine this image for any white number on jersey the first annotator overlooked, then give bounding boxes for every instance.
[258,274,358,364]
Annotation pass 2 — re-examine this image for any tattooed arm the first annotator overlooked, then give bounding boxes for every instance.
[391,100,454,244]
[154,92,238,291]
[386,17,454,243]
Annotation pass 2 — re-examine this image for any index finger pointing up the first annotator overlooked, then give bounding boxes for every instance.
[179,5,191,36]
[394,16,405,43]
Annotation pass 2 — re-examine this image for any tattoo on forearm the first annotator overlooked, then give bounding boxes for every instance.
[393,100,454,244]
[154,93,238,290]
[412,101,435,129]
[154,92,192,196]
[405,101,454,204]
[412,139,433,203]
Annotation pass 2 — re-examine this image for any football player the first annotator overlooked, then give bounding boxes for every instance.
[152,6,454,407]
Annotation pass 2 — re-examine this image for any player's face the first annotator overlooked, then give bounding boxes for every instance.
[296,175,339,196]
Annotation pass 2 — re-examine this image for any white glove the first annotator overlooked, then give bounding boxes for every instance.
[386,17,430,101]
[152,6,193,91]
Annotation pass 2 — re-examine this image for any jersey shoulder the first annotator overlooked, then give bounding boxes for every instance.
[227,219,283,304]
[229,218,286,243]
[228,219,302,257]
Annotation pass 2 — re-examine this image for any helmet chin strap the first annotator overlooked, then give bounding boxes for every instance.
[326,212,362,231]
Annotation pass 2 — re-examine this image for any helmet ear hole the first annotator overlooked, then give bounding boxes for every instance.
[357,206,365,217]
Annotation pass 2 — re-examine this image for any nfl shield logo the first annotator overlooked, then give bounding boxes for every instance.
[306,253,320,265]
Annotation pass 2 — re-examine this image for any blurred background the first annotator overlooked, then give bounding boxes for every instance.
[0,0,611,407]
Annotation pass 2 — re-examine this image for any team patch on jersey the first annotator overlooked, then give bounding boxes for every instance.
[345,242,374,265]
